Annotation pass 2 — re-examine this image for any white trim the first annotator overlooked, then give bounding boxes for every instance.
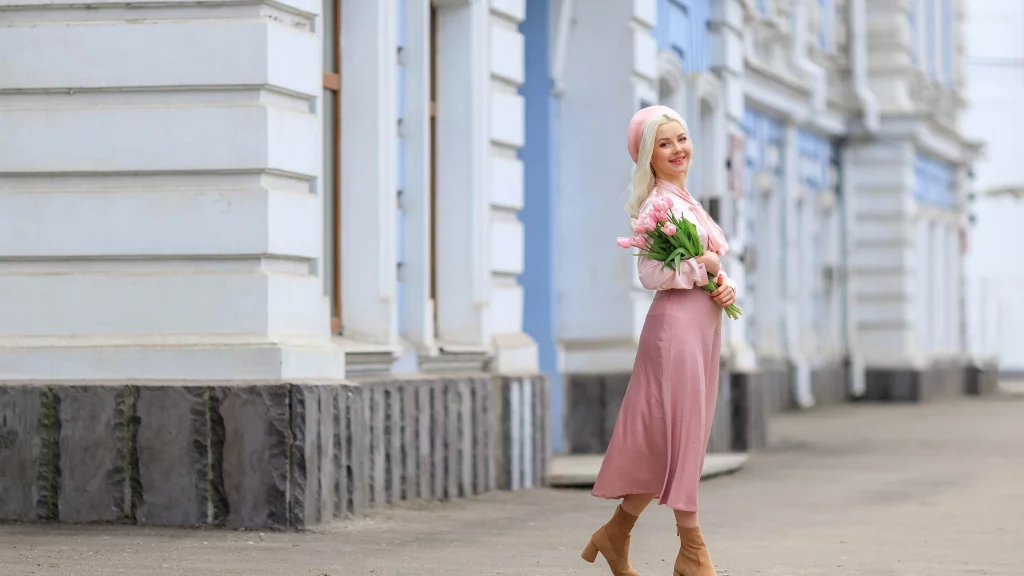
[849,0,879,133]
[551,0,574,94]
[434,0,492,346]
[400,0,437,354]
[340,0,399,345]
[693,72,727,198]
[743,69,846,135]
[561,342,640,375]
[657,50,688,113]
[792,0,827,111]
[783,124,815,409]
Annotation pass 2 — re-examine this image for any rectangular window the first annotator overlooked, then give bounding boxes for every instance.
[908,1,918,66]
[323,0,342,333]
[924,0,936,78]
[429,4,439,335]
[817,0,831,50]
[666,0,690,69]
[940,0,953,87]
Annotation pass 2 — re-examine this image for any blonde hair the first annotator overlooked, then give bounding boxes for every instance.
[625,110,690,219]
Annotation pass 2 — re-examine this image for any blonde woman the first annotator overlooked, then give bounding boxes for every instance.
[581,106,737,576]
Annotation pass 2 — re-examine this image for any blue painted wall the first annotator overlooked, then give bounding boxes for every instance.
[915,153,955,208]
[911,0,954,85]
[657,0,711,74]
[797,130,836,330]
[817,0,832,49]
[742,108,786,349]
[520,0,565,452]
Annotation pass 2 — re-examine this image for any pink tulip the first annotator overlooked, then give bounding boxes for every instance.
[616,237,633,248]
[641,216,656,231]
[632,221,646,234]
[655,197,671,212]
[662,223,678,236]
[633,236,649,249]
[654,209,669,223]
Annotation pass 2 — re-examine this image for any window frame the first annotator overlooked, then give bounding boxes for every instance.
[323,0,342,334]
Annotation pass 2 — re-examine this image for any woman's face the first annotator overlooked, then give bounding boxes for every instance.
[650,120,692,180]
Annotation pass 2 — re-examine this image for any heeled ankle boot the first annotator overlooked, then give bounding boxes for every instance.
[673,525,715,576]
[581,505,641,575]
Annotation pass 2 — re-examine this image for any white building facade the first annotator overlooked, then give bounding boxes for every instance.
[0,0,996,526]
[0,0,547,529]
[962,0,1024,379]
[526,0,986,455]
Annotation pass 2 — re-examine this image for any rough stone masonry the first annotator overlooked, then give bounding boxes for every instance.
[0,376,549,529]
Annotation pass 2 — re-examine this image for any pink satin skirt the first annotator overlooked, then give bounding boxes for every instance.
[591,287,722,512]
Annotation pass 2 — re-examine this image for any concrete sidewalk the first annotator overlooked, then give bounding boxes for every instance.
[2,393,1022,576]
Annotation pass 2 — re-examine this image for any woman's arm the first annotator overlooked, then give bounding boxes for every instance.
[634,195,713,290]
[638,255,709,290]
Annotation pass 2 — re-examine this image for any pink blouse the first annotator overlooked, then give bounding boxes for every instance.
[636,185,738,293]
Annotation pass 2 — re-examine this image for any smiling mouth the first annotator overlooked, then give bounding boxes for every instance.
[670,156,687,164]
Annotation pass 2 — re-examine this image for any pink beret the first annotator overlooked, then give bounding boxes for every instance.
[627,105,676,163]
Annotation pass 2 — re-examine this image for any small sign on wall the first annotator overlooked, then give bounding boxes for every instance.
[728,133,745,198]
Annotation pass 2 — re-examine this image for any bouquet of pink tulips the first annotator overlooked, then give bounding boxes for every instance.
[617,197,743,320]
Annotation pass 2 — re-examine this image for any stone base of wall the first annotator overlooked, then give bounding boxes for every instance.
[565,369,760,455]
[0,374,548,529]
[729,371,767,452]
[861,362,966,402]
[811,360,850,406]
[565,373,627,455]
[965,365,1000,396]
[758,359,794,414]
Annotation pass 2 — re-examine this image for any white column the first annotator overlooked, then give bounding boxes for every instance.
[845,140,919,369]
[434,0,492,348]
[557,0,658,373]
[488,0,539,375]
[765,135,786,359]
[915,212,931,357]
[929,219,942,357]
[711,0,757,370]
[0,0,343,381]
[340,0,399,347]
[784,125,814,408]
[399,0,436,354]
[945,220,958,355]
[949,218,963,355]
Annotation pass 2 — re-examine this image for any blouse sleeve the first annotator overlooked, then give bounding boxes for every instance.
[638,254,709,290]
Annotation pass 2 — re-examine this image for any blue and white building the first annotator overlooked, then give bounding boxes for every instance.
[0,0,990,527]
[963,0,1023,382]
[519,0,984,455]
[0,0,549,528]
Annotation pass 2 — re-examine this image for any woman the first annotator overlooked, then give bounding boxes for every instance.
[581,105,737,576]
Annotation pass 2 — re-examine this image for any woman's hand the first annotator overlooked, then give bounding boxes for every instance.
[711,282,736,308]
[696,253,721,277]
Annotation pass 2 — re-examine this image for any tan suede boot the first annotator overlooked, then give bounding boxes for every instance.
[581,505,641,575]
[673,525,715,576]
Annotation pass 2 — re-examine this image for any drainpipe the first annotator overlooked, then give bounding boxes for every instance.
[850,0,880,133]
[551,0,574,95]
[793,0,827,111]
